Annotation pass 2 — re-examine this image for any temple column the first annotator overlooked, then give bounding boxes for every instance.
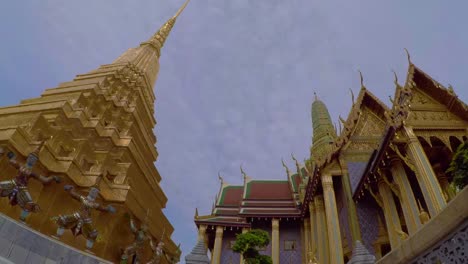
[378,178,403,249]
[271,218,280,264]
[301,223,305,264]
[341,170,362,244]
[390,158,422,235]
[404,126,446,216]
[434,163,455,201]
[239,227,249,264]
[198,224,207,242]
[314,195,329,264]
[322,174,344,264]
[212,226,223,264]
[309,202,317,259]
[304,218,311,259]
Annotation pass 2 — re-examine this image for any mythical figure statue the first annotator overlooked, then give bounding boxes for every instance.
[147,237,165,264]
[120,211,152,264]
[52,176,116,250]
[0,143,61,222]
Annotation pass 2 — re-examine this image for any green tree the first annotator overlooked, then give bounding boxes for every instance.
[446,141,468,190]
[232,229,272,264]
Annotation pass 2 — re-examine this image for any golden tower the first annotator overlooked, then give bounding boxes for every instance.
[0,0,190,262]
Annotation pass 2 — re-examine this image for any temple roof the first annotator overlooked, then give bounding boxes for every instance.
[244,180,293,200]
[406,64,468,121]
[217,185,243,207]
[196,176,301,227]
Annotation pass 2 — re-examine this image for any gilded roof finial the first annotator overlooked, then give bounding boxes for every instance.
[240,165,247,181]
[147,0,191,57]
[339,115,346,125]
[218,171,224,185]
[448,84,455,95]
[349,88,355,105]
[195,207,199,219]
[392,70,399,85]
[338,117,342,133]
[291,153,302,177]
[281,158,290,176]
[358,70,366,90]
[404,48,412,65]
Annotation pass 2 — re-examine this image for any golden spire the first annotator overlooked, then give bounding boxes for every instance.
[147,0,190,57]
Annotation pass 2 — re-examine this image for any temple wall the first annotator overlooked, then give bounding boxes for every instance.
[279,222,301,264]
[357,200,380,256]
[220,232,240,264]
[347,161,368,194]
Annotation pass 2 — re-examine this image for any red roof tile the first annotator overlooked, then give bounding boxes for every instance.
[245,181,293,200]
[219,186,243,206]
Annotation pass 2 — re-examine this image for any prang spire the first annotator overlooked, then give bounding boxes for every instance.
[147,0,191,57]
[310,94,336,163]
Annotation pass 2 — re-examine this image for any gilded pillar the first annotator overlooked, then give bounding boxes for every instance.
[212,226,223,264]
[314,195,329,263]
[322,174,344,264]
[404,127,446,216]
[271,218,280,264]
[341,170,362,244]
[239,227,249,264]
[198,224,207,242]
[308,202,317,259]
[378,178,403,249]
[304,219,311,259]
[390,158,422,234]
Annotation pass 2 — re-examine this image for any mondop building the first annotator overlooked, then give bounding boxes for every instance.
[192,55,468,263]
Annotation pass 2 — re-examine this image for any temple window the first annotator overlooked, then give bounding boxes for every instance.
[284,240,296,251]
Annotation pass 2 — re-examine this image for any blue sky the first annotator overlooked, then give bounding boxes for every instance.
[1,1,467,261]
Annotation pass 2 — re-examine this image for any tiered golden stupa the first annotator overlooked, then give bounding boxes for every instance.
[0,0,190,262]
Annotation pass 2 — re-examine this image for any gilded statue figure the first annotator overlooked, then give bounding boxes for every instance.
[120,212,152,264]
[0,144,61,222]
[53,179,116,250]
